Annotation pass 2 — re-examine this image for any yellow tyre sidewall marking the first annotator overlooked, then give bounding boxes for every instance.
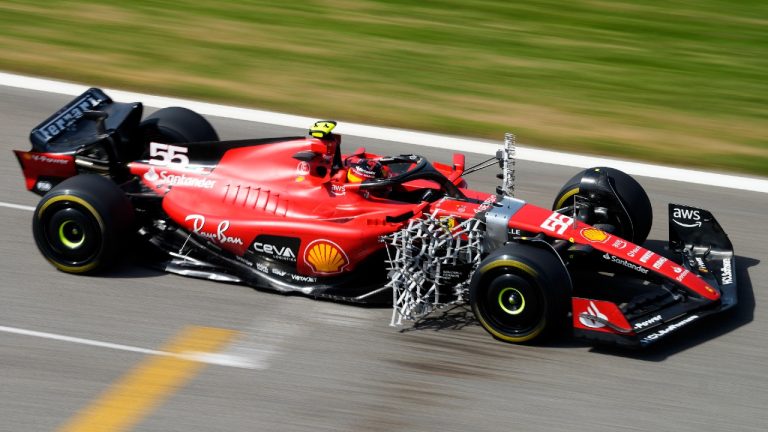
[475,259,546,343]
[555,187,580,210]
[37,194,104,273]
[58,326,237,432]
[479,259,537,277]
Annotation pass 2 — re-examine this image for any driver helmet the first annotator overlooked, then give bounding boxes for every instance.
[347,158,388,183]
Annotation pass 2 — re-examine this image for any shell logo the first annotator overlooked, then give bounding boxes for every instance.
[304,239,349,274]
[580,227,609,243]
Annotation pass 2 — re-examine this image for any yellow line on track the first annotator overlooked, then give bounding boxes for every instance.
[57,326,237,432]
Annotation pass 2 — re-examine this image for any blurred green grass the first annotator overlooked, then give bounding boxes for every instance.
[1,0,766,175]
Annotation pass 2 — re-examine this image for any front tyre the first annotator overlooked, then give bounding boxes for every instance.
[470,244,570,344]
[32,175,134,274]
[552,167,652,245]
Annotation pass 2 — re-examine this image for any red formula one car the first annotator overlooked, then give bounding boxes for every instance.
[14,88,737,347]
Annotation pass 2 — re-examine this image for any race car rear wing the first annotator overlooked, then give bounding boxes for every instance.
[29,87,143,154]
[15,88,146,194]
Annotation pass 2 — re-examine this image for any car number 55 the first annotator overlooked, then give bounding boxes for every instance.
[149,142,189,166]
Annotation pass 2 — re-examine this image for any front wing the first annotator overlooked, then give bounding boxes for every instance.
[571,203,736,347]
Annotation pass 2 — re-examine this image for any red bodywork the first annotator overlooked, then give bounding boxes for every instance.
[16,133,721,342]
[14,150,77,193]
[126,136,479,277]
[14,86,735,347]
[117,135,716,340]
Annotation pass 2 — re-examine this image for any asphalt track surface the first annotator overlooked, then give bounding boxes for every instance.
[1,85,766,432]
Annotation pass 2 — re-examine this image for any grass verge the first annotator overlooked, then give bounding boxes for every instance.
[1,0,766,175]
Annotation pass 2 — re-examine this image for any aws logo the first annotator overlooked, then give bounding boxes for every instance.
[672,207,702,228]
[304,239,349,274]
[673,207,700,220]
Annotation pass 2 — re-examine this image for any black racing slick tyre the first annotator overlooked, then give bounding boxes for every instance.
[552,167,653,245]
[32,175,134,274]
[139,107,219,144]
[469,244,571,344]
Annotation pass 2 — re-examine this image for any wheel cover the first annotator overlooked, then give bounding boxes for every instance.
[479,273,546,339]
[36,198,104,271]
[498,287,525,315]
[58,220,86,249]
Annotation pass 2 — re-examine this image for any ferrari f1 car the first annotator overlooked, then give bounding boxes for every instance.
[14,88,738,347]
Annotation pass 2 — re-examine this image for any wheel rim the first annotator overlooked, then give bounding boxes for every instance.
[58,220,86,249]
[480,273,545,338]
[498,287,525,315]
[38,201,102,268]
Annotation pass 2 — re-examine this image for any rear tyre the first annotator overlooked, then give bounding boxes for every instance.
[469,244,571,344]
[32,175,134,274]
[552,167,652,244]
[139,107,219,144]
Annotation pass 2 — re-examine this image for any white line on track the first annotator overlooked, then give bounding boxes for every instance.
[0,202,35,211]
[0,325,262,369]
[1,71,767,193]
[216,319,298,371]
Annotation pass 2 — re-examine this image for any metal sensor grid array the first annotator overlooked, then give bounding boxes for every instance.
[385,212,484,325]
[502,132,516,197]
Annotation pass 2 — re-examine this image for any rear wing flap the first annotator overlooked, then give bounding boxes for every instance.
[29,87,143,154]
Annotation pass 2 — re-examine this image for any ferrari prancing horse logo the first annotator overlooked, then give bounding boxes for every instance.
[304,239,349,274]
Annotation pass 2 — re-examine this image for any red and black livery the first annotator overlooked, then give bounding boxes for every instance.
[14,88,738,347]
